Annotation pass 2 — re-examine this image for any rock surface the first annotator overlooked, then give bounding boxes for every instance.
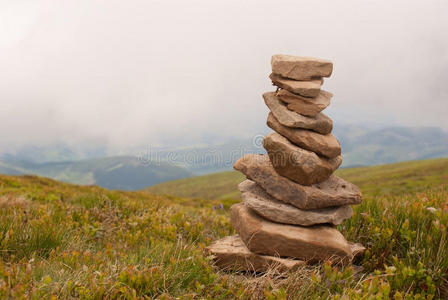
[205,235,305,272]
[277,89,332,117]
[270,73,322,98]
[267,113,341,158]
[271,54,333,80]
[263,133,342,185]
[230,204,353,263]
[239,180,353,226]
[349,242,367,259]
[264,92,332,134]
[233,154,362,210]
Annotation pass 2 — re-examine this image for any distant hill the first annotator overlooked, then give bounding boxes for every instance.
[335,125,448,167]
[0,156,192,190]
[138,125,448,173]
[1,125,448,189]
[147,157,448,200]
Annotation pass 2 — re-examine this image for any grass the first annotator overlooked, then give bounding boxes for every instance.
[0,157,446,298]
[148,171,245,200]
[147,157,448,200]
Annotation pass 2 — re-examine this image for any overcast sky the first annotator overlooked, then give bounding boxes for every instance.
[1,0,447,152]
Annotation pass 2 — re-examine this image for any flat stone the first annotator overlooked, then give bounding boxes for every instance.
[270,73,322,98]
[230,204,353,264]
[267,113,340,158]
[233,154,362,210]
[264,92,332,135]
[239,180,353,226]
[205,235,305,273]
[271,54,333,80]
[277,89,332,117]
[263,133,342,185]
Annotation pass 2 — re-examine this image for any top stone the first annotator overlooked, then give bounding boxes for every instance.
[271,54,333,81]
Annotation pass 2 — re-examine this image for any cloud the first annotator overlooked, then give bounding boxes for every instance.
[0,0,447,151]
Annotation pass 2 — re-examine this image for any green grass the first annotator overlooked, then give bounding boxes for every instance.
[148,157,448,200]
[0,157,447,298]
[148,170,245,200]
[340,157,448,197]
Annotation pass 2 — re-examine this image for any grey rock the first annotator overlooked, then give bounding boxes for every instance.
[233,154,363,210]
[263,133,342,185]
[277,89,332,117]
[230,204,353,264]
[349,242,366,259]
[239,180,353,226]
[264,92,332,134]
[267,113,341,158]
[270,73,322,98]
[271,54,333,80]
[205,235,305,272]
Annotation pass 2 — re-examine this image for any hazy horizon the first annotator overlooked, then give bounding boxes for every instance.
[1,0,447,154]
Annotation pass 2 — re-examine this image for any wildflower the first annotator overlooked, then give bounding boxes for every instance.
[426,207,437,213]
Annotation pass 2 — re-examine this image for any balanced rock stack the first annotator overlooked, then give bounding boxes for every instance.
[206,55,365,272]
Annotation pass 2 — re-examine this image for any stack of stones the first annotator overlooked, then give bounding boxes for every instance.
[206,55,365,272]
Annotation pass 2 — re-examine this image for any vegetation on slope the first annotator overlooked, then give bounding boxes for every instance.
[0,156,192,190]
[148,171,245,200]
[0,157,447,298]
[148,157,448,200]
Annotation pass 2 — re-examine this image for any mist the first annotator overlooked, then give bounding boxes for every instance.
[1,0,447,153]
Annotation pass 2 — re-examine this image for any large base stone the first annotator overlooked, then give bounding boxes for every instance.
[263,133,342,185]
[205,235,305,273]
[233,154,362,210]
[264,92,332,134]
[271,54,333,80]
[267,112,341,158]
[239,180,353,226]
[230,204,353,264]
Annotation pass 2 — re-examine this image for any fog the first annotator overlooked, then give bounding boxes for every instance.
[1,0,447,152]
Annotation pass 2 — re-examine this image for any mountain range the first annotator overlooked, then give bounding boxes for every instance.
[0,156,192,190]
[1,124,448,190]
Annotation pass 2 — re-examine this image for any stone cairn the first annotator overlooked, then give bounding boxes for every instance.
[206,55,365,272]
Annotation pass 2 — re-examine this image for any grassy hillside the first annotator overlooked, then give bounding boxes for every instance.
[148,171,245,200]
[0,156,192,190]
[148,157,448,200]
[0,158,447,298]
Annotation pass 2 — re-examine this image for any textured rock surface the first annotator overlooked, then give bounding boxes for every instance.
[205,235,305,272]
[269,73,323,98]
[230,204,353,263]
[277,89,332,117]
[267,113,340,158]
[233,154,362,210]
[349,243,367,259]
[271,54,333,80]
[263,133,342,185]
[270,73,322,98]
[264,92,332,134]
[239,180,353,226]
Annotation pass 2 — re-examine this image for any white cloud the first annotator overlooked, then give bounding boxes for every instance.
[0,0,447,151]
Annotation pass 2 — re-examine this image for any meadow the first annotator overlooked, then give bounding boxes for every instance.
[0,157,447,298]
